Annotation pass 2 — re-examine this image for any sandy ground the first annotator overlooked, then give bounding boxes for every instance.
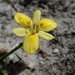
[0,0,75,75]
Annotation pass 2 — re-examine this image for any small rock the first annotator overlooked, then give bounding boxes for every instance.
[8,54,19,62]
[23,55,39,69]
[39,57,45,65]
[8,54,14,59]
[64,0,70,9]
[53,48,59,53]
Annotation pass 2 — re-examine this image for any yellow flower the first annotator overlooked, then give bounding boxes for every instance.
[12,10,57,54]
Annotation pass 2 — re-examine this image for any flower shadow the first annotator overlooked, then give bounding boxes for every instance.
[5,60,27,75]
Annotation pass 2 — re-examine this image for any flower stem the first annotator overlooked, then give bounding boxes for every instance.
[0,42,23,61]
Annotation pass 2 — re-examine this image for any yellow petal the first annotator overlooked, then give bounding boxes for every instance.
[23,33,39,54]
[33,10,41,25]
[14,12,32,28]
[12,28,27,36]
[40,19,57,32]
[38,31,54,40]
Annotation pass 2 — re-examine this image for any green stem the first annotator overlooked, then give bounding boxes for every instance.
[0,42,23,61]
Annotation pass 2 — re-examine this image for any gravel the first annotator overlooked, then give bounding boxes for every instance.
[0,0,75,75]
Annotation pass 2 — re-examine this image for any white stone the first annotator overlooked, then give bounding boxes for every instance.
[53,49,59,53]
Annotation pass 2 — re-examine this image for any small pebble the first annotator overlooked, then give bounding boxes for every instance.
[53,49,59,53]
[8,54,14,59]
[24,55,39,69]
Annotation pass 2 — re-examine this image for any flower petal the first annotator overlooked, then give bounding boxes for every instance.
[39,19,57,32]
[12,28,27,36]
[14,12,32,28]
[38,31,54,40]
[23,33,39,54]
[33,10,41,26]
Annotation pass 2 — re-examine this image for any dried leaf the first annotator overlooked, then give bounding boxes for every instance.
[0,48,8,53]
